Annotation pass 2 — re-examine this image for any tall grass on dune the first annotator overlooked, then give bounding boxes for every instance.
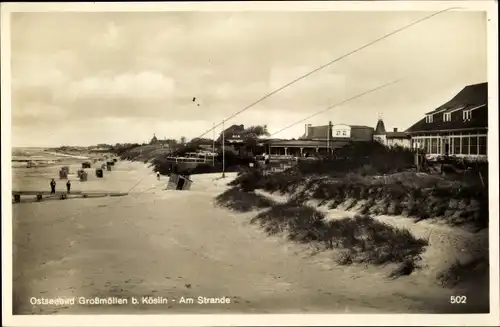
[213,185,428,271]
[214,186,485,283]
[215,186,275,212]
[311,177,488,230]
[228,145,488,230]
[249,200,428,274]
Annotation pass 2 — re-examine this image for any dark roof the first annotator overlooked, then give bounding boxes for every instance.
[301,124,373,139]
[349,125,373,129]
[305,125,329,139]
[425,82,487,115]
[374,119,386,134]
[407,82,488,133]
[386,132,410,139]
[406,115,488,133]
[270,139,349,148]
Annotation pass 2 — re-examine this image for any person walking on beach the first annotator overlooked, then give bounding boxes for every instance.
[157,172,160,180]
[66,180,71,193]
[50,179,56,194]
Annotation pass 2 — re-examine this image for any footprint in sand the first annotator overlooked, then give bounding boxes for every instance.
[124,278,144,284]
[110,286,124,293]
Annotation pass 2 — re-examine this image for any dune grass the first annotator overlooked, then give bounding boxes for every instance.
[228,163,488,230]
[250,202,427,267]
[215,187,427,276]
[215,186,275,212]
[216,143,488,283]
[249,201,428,278]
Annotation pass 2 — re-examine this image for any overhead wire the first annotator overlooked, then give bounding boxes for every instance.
[194,7,455,140]
[268,77,407,138]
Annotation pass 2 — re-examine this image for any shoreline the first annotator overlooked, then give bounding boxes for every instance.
[43,151,92,160]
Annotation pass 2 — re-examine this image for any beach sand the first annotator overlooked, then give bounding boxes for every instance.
[11,162,488,314]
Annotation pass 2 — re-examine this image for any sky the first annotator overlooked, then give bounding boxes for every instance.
[10,10,487,147]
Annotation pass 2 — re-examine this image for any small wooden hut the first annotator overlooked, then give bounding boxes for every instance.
[166,173,193,191]
[96,168,104,178]
[79,171,88,182]
[82,162,91,169]
[59,168,68,179]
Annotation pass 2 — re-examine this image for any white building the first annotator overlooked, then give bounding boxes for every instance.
[373,118,411,148]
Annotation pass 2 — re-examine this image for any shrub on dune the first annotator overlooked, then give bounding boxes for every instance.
[215,186,275,212]
[251,201,327,242]
[250,199,427,274]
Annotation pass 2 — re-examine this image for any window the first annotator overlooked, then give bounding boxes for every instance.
[461,136,469,155]
[469,136,478,155]
[443,113,451,122]
[453,137,461,155]
[342,131,347,136]
[463,110,472,120]
[425,115,433,123]
[479,136,487,155]
[336,131,340,136]
[423,138,429,152]
[431,138,438,154]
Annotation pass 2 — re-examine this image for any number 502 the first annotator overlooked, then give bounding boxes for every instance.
[450,296,467,304]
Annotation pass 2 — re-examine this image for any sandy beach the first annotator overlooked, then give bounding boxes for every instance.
[12,161,488,314]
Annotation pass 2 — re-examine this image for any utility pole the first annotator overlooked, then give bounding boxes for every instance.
[222,119,225,178]
[327,121,331,157]
[212,122,215,166]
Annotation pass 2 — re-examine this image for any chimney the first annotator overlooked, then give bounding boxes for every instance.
[305,124,312,138]
[393,128,398,132]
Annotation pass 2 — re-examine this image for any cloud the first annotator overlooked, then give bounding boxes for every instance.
[67,71,177,100]
[9,11,487,146]
[89,21,121,49]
